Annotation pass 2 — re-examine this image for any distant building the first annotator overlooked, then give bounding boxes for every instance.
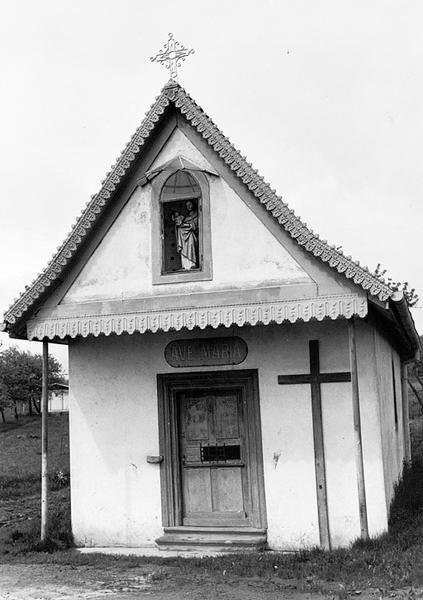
[49,383,69,413]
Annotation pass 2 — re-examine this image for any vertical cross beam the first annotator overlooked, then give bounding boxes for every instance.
[308,340,331,550]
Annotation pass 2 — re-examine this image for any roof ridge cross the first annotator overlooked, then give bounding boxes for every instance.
[151,33,194,82]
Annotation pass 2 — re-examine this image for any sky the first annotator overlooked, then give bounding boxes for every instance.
[1,0,422,372]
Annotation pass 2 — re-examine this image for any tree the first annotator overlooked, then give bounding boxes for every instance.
[372,263,419,307]
[0,379,13,424]
[0,347,67,419]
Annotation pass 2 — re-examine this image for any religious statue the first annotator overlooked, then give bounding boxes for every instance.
[172,200,199,269]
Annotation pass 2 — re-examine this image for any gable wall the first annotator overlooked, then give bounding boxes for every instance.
[60,129,313,306]
[61,175,312,304]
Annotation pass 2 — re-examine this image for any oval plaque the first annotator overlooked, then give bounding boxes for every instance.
[165,337,248,368]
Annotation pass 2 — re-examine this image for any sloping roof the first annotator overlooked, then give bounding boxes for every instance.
[4,80,395,328]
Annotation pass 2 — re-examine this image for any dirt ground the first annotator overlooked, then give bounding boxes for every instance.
[1,561,421,600]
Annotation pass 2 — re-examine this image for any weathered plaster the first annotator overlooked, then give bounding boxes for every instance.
[349,319,389,536]
[69,319,387,550]
[321,381,359,547]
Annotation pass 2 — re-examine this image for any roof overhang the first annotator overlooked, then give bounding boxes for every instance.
[389,292,421,361]
[367,292,421,362]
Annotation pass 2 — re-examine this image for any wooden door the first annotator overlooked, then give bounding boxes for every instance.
[178,390,250,526]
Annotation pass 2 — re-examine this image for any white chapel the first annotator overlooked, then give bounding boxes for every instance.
[3,45,420,551]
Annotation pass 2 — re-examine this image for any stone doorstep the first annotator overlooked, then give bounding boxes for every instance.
[78,527,268,557]
[156,526,267,551]
[78,546,240,558]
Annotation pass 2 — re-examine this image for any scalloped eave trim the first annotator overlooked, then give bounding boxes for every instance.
[26,295,368,341]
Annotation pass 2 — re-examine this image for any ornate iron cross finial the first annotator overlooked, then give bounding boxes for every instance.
[151,33,194,82]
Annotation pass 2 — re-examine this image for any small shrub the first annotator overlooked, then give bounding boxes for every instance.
[389,458,423,532]
[51,470,70,490]
[9,530,25,542]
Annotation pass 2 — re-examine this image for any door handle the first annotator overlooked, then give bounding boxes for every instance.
[146,455,163,464]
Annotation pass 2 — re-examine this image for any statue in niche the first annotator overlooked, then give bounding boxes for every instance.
[172,200,199,270]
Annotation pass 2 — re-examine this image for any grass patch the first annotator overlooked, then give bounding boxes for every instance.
[0,414,69,480]
[4,502,74,555]
[0,470,71,500]
[2,481,73,557]
[0,474,41,499]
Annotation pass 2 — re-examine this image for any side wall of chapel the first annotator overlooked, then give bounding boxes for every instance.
[373,325,405,508]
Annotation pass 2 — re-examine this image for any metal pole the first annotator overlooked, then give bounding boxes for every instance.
[348,318,369,540]
[41,339,49,541]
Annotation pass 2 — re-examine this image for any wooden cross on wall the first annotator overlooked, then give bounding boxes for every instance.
[278,339,351,550]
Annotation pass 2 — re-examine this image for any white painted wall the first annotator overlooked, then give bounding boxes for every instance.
[372,327,405,508]
[69,318,388,550]
[354,319,390,536]
[62,129,311,305]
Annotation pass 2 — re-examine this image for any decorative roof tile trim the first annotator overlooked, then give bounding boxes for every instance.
[170,85,393,303]
[5,81,391,328]
[3,89,172,326]
[26,295,368,341]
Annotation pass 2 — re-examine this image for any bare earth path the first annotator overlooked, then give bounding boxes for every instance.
[0,563,421,600]
[0,562,321,599]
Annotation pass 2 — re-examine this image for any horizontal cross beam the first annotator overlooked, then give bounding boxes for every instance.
[278,372,351,385]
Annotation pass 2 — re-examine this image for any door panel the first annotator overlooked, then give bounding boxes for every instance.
[179,390,250,526]
[184,468,212,513]
[212,467,244,512]
[215,395,240,440]
[184,397,209,441]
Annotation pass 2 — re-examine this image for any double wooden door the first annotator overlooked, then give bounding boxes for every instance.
[178,390,248,526]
